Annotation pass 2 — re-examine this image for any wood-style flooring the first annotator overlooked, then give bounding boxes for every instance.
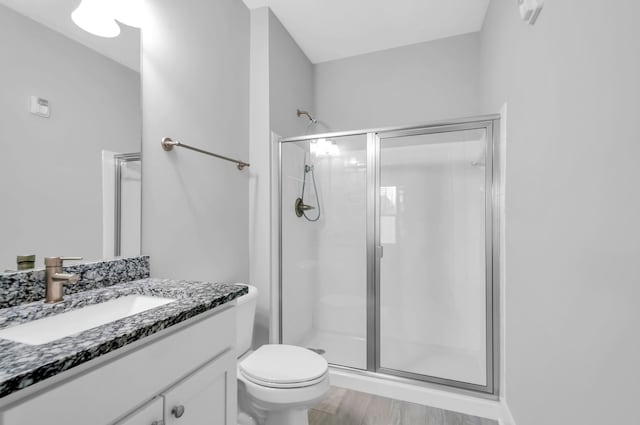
[309,387,497,425]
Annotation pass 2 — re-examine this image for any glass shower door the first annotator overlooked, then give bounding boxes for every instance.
[279,116,499,394]
[376,125,494,390]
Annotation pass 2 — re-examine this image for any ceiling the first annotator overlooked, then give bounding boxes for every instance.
[0,0,140,72]
[1,0,490,71]
[242,0,491,63]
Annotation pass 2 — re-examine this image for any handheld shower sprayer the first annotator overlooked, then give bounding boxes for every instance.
[294,110,322,221]
[295,160,321,221]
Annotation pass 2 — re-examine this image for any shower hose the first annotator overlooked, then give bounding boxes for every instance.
[301,163,321,222]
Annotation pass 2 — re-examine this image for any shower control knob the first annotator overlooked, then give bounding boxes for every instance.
[171,405,185,418]
[295,197,316,217]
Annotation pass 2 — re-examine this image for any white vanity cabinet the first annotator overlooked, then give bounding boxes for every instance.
[0,306,237,425]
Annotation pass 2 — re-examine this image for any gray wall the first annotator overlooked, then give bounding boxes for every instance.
[314,33,482,132]
[268,10,315,138]
[142,0,250,282]
[249,7,315,346]
[481,1,640,424]
[0,4,140,270]
[249,7,271,347]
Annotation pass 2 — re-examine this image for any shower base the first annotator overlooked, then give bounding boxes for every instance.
[302,329,367,370]
[301,329,485,385]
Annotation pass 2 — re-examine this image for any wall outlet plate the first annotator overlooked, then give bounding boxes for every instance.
[30,96,50,118]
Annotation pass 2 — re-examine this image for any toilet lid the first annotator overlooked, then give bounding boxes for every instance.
[239,344,328,386]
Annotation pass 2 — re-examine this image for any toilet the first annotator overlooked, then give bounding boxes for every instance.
[235,285,329,425]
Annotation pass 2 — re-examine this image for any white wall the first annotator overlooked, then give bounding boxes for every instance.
[0,4,140,270]
[249,8,315,345]
[481,1,640,424]
[314,33,482,132]
[142,0,250,282]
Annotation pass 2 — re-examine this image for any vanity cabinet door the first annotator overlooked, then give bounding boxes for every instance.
[163,349,237,425]
[116,397,164,425]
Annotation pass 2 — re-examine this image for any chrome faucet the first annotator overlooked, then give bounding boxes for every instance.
[44,257,82,303]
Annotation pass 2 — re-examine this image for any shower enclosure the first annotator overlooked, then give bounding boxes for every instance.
[278,115,500,394]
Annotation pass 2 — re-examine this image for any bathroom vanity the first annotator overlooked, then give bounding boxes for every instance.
[0,258,247,425]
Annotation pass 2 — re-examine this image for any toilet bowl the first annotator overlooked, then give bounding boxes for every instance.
[235,285,329,425]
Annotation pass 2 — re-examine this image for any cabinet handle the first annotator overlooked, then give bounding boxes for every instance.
[171,405,185,418]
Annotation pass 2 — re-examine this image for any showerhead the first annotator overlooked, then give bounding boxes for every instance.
[297,109,317,123]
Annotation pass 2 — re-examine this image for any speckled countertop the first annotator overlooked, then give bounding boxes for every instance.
[0,278,248,399]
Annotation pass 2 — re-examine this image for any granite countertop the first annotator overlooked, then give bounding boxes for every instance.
[0,278,248,399]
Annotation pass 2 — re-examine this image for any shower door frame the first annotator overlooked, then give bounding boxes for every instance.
[114,152,142,257]
[278,114,501,396]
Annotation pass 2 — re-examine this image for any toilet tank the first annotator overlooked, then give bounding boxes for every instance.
[235,284,258,358]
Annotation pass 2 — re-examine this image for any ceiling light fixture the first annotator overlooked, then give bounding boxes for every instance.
[311,139,340,157]
[71,0,120,38]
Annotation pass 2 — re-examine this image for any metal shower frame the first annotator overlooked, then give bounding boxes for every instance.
[276,114,501,396]
[114,152,142,257]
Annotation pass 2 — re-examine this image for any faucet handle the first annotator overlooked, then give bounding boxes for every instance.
[53,273,80,285]
[60,257,83,261]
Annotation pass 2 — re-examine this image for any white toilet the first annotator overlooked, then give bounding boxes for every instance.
[235,285,329,425]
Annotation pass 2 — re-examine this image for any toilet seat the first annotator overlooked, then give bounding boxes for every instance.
[239,344,328,389]
[240,370,328,389]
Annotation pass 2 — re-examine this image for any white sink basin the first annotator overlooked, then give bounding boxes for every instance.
[0,295,175,345]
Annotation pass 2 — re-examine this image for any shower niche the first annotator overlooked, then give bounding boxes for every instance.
[278,116,500,395]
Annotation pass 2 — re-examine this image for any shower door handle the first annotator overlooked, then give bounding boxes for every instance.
[377,246,384,258]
